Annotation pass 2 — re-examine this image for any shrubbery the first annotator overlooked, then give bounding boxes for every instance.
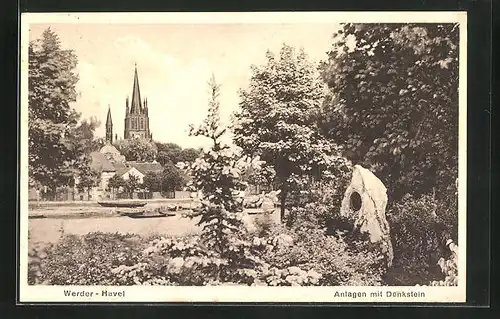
[385,193,456,285]
[29,232,146,285]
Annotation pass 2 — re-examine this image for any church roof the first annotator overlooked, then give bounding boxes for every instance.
[130,64,142,114]
[89,152,116,172]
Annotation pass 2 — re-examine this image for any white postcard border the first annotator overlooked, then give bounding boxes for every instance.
[19,11,468,303]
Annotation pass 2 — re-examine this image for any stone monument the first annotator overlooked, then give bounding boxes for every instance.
[340,165,394,267]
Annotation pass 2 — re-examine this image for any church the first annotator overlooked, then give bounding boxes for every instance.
[105,63,153,143]
[87,64,162,199]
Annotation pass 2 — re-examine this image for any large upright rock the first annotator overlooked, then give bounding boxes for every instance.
[340,165,393,267]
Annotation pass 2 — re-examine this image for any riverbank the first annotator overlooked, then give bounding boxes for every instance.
[28,198,194,209]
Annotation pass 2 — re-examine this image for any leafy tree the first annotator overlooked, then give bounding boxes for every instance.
[123,174,140,198]
[234,44,349,222]
[179,148,201,163]
[67,117,102,190]
[155,142,182,166]
[161,163,186,193]
[107,174,125,198]
[319,23,459,202]
[28,28,81,193]
[76,165,101,200]
[156,151,173,167]
[71,117,101,153]
[155,142,182,154]
[142,171,162,192]
[114,138,157,162]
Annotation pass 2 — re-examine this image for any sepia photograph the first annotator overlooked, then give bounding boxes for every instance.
[20,12,467,303]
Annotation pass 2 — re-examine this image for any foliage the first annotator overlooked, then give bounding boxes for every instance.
[29,232,145,285]
[384,194,451,285]
[76,163,101,194]
[429,241,458,286]
[30,226,386,287]
[72,117,102,154]
[155,142,201,166]
[179,148,202,163]
[254,226,386,286]
[155,142,182,166]
[142,171,162,192]
[161,163,186,192]
[185,74,251,255]
[28,241,53,285]
[234,44,349,221]
[141,164,186,193]
[114,138,157,162]
[107,174,125,192]
[28,28,81,192]
[123,174,140,197]
[319,23,459,202]
[113,235,232,286]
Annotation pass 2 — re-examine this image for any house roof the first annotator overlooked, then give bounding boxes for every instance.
[112,162,129,176]
[127,161,163,175]
[90,152,116,172]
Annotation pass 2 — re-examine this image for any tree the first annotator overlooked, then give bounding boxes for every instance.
[142,171,162,193]
[123,174,140,198]
[233,44,349,222]
[71,117,101,154]
[114,138,157,162]
[155,142,182,166]
[67,117,102,193]
[179,148,201,163]
[28,28,81,194]
[186,74,256,256]
[76,165,101,200]
[107,174,125,198]
[161,163,186,193]
[319,23,459,203]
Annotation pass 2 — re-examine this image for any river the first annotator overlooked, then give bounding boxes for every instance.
[28,211,280,244]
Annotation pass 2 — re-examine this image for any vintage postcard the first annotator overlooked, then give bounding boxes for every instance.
[19,11,467,303]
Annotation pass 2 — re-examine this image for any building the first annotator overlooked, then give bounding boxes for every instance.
[85,64,164,199]
[124,63,152,140]
[105,63,153,143]
[89,145,162,199]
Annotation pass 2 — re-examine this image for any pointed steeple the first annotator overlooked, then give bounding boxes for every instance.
[105,105,113,144]
[130,63,142,114]
[106,105,113,125]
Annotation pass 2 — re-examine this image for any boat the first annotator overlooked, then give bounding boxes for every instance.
[97,200,147,208]
[126,212,176,219]
[246,209,276,215]
[29,214,46,219]
[117,209,145,217]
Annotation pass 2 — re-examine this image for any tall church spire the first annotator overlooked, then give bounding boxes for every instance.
[130,63,142,114]
[105,105,113,144]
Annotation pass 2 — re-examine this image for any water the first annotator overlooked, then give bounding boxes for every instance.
[28,210,280,244]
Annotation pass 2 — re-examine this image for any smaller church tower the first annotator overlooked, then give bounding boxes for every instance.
[105,105,113,144]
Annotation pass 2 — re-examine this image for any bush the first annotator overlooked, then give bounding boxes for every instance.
[255,225,386,286]
[31,232,145,285]
[29,225,386,287]
[429,241,458,286]
[385,194,453,285]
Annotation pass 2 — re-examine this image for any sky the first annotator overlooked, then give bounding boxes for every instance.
[29,22,341,148]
